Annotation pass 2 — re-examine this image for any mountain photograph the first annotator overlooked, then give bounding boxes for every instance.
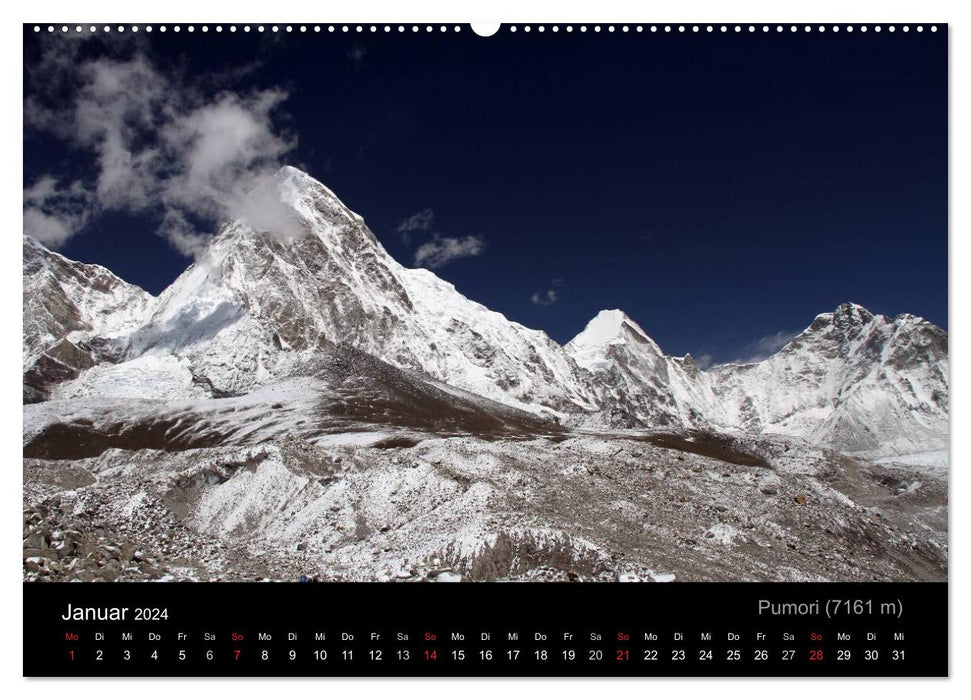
[23,26,947,583]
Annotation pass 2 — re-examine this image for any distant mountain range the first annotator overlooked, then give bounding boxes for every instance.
[23,166,948,458]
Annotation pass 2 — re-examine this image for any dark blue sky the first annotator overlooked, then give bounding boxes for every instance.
[23,25,947,364]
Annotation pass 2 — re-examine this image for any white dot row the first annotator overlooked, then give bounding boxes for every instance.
[32,24,940,35]
[507,24,938,33]
[33,25,466,34]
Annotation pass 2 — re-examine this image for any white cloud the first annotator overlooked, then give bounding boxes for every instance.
[397,208,434,232]
[153,210,210,259]
[413,234,485,269]
[531,289,557,306]
[23,177,93,247]
[231,169,308,246]
[23,46,295,255]
[695,353,714,370]
[23,207,82,249]
[75,55,167,210]
[396,208,435,243]
[398,210,485,269]
[531,278,564,306]
[162,91,291,215]
[735,330,798,364]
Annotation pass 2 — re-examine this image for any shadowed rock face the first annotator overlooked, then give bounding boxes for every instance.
[23,342,562,461]
[22,237,155,402]
[22,338,97,404]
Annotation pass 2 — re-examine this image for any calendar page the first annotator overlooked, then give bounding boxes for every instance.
[22,20,948,677]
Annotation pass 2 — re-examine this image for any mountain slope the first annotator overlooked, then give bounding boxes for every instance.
[96,166,596,418]
[565,303,948,455]
[24,342,561,461]
[708,303,948,455]
[565,310,719,429]
[23,236,155,402]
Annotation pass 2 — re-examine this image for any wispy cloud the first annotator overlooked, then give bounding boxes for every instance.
[22,177,92,248]
[735,330,797,364]
[348,44,367,67]
[695,353,715,370]
[531,289,557,306]
[23,42,294,256]
[396,208,435,243]
[398,208,485,269]
[531,278,564,306]
[413,235,485,269]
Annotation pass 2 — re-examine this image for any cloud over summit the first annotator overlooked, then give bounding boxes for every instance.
[23,43,295,257]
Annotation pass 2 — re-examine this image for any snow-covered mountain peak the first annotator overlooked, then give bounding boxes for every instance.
[572,309,653,347]
[821,303,941,336]
[564,309,710,429]
[22,235,155,314]
[275,164,315,185]
[271,165,359,218]
[679,353,702,372]
[784,303,946,370]
[758,302,944,373]
[565,309,662,372]
[156,166,393,317]
[23,234,47,259]
[705,302,948,454]
[805,301,876,334]
[223,165,374,257]
[76,170,597,414]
